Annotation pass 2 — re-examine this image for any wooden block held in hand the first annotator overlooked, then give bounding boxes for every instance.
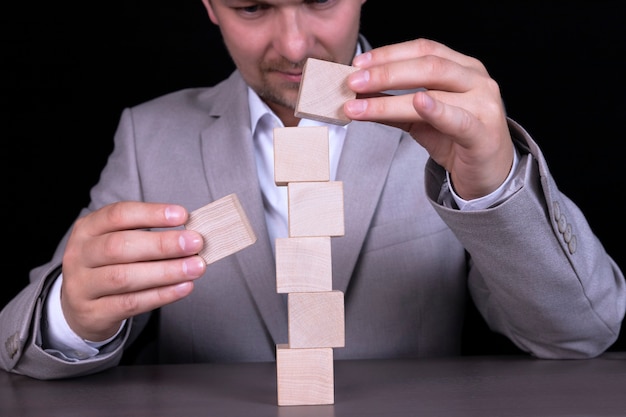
[295,58,358,125]
[274,126,330,186]
[276,237,332,293]
[276,344,334,406]
[288,181,344,237]
[184,193,256,265]
[288,291,345,349]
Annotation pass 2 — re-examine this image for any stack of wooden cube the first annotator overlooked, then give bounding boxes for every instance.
[275,57,359,406]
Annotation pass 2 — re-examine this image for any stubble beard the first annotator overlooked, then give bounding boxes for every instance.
[255,81,300,112]
[254,59,307,112]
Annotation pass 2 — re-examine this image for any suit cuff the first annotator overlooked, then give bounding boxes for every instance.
[441,146,521,210]
[42,274,125,361]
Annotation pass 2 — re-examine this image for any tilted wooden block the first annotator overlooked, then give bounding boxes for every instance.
[288,291,345,349]
[295,58,358,125]
[276,344,334,406]
[273,126,330,186]
[276,237,332,293]
[184,193,257,265]
[288,181,344,237]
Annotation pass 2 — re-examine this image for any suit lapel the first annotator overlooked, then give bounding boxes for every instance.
[198,72,288,345]
[333,121,403,294]
[330,33,405,294]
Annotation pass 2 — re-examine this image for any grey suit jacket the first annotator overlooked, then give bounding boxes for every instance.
[2,57,625,379]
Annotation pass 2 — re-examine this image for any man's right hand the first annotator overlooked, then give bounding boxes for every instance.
[60,202,206,342]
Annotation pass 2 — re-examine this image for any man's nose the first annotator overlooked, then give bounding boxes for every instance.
[273,9,312,63]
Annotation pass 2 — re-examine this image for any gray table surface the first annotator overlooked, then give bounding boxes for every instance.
[2,352,625,416]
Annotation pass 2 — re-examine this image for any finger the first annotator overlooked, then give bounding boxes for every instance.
[83,255,206,299]
[74,228,204,268]
[345,93,421,124]
[345,91,483,148]
[68,280,196,341]
[348,55,484,96]
[412,91,479,146]
[352,38,482,71]
[345,91,475,136]
[111,280,196,318]
[78,202,189,237]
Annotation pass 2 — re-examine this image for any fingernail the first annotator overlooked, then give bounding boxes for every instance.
[345,99,368,116]
[418,92,435,111]
[174,281,194,296]
[348,69,370,89]
[165,205,185,222]
[182,257,205,277]
[352,52,372,68]
[179,231,203,251]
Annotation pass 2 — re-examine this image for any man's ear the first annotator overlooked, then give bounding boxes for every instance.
[201,0,219,25]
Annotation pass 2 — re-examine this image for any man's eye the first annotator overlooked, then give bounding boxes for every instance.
[236,4,271,15]
[304,0,335,9]
[240,5,260,13]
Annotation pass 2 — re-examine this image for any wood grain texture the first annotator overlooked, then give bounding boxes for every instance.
[287,181,345,237]
[295,58,358,125]
[276,344,334,406]
[273,126,330,186]
[288,291,345,349]
[184,193,256,265]
[276,236,333,293]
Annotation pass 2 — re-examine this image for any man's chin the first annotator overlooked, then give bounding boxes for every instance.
[258,89,298,111]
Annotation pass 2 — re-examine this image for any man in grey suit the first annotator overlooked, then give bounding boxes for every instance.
[2,0,625,380]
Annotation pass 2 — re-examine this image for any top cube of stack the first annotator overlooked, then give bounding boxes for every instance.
[295,58,358,126]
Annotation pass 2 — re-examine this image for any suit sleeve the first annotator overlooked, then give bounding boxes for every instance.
[0,255,134,379]
[425,118,626,358]
[0,108,147,379]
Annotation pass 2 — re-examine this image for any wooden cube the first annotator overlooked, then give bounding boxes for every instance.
[276,344,334,406]
[295,58,358,125]
[274,126,330,186]
[288,291,345,349]
[276,237,332,293]
[184,193,257,265]
[288,181,344,237]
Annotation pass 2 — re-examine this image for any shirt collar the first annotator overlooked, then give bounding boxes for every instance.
[248,88,279,134]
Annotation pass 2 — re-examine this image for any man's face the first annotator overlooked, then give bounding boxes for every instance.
[202,0,365,118]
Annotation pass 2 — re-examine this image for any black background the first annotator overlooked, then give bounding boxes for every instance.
[3,1,625,351]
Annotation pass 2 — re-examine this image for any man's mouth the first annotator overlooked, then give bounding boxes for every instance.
[271,69,303,83]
